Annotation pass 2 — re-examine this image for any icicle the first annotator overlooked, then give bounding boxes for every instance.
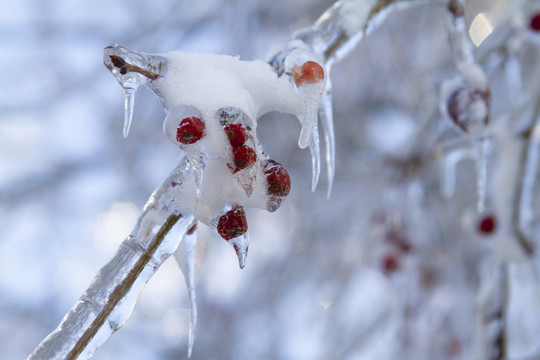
[475,139,489,213]
[103,44,167,138]
[319,88,335,198]
[173,222,198,358]
[123,87,136,138]
[228,233,249,269]
[441,146,476,198]
[505,55,525,107]
[309,119,321,192]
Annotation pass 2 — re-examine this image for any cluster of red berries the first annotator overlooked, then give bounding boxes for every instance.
[223,123,257,173]
[172,113,292,243]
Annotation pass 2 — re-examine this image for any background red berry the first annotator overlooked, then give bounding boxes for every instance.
[176,116,205,144]
[231,145,257,173]
[224,123,248,148]
[217,205,248,240]
[382,254,400,274]
[264,160,291,197]
[477,213,497,235]
[292,61,324,87]
[530,12,540,31]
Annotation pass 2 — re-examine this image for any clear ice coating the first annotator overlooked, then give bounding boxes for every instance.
[27,159,196,360]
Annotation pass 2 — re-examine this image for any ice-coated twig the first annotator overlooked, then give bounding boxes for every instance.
[475,264,509,360]
[442,0,492,214]
[284,0,423,195]
[294,0,421,65]
[28,160,195,360]
[447,0,474,67]
[173,222,199,358]
[512,96,540,256]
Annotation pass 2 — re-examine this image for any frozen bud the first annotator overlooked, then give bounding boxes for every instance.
[292,61,325,87]
[446,85,490,135]
[264,160,291,197]
[177,116,205,144]
[224,123,249,148]
[217,205,248,241]
[230,145,257,173]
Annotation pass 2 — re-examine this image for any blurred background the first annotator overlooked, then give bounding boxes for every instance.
[2,0,540,359]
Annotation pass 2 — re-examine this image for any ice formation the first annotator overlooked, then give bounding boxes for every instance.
[104,44,326,268]
[440,1,492,213]
[103,44,326,357]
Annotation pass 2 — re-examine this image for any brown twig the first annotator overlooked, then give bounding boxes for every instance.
[109,54,160,80]
[65,214,181,360]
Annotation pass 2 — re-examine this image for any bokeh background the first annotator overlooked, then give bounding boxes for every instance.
[2,0,540,359]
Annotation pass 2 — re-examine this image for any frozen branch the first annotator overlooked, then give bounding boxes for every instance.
[28,160,196,359]
[512,95,540,256]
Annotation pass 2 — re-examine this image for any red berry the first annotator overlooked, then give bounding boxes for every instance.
[231,145,257,173]
[530,12,540,31]
[217,205,248,240]
[224,123,248,148]
[382,254,399,274]
[292,61,325,87]
[176,116,205,144]
[264,160,291,197]
[477,213,497,235]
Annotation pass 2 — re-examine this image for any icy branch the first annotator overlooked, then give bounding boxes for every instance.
[512,95,540,256]
[28,160,195,360]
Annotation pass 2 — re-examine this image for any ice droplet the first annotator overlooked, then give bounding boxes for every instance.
[173,222,198,358]
[309,119,321,192]
[123,87,136,138]
[228,233,249,269]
